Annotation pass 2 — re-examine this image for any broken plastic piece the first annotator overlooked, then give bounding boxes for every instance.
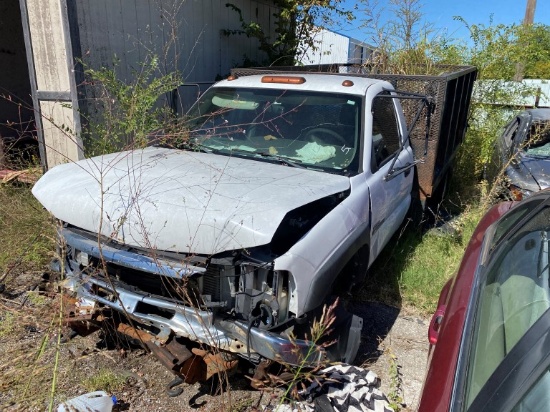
[57,391,115,412]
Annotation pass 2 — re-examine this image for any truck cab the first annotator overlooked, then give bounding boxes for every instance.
[185,73,414,267]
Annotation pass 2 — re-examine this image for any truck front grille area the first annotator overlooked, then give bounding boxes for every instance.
[109,263,209,308]
[61,228,289,327]
[68,254,235,311]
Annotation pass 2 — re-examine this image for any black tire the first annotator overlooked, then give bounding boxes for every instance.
[425,169,453,223]
[332,245,369,297]
[407,171,425,227]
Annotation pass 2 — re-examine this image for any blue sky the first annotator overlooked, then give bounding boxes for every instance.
[337,0,550,45]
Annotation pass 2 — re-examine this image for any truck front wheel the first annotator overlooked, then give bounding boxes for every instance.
[333,245,369,297]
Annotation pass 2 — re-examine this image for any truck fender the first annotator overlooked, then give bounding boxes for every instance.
[302,220,371,313]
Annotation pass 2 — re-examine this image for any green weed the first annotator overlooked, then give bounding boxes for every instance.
[360,202,486,314]
[386,347,404,411]
[81,56,181,156]
[82,369,127,394]
[0,311,16,337]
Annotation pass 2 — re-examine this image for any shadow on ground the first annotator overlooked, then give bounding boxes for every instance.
[344,218,426,366]
[348,301,401,367]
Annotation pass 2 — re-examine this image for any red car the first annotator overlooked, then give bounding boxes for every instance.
[418,191,550,411]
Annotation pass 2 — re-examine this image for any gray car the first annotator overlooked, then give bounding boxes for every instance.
[493,108,550,200]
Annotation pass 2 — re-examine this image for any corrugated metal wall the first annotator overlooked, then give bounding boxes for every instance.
[19,0,279,168]
[0,1,34,143]
[348,41,373,64]
[299,29,374,66]
[73,0,278,114]
[73,0,276,82]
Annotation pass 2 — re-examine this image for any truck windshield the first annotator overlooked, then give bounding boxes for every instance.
[185,87,362,175]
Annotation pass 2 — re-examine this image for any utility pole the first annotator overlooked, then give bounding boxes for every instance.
[514,0,537,80]
[523,0,537,24]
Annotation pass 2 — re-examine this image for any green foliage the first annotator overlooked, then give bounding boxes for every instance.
[360,2,550,81]
[82,56,181,156]
[451,19,550,80]
[429,21,550,188]
[224,1,354,66]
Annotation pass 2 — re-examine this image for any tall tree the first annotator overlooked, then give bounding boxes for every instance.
[357,0,434,72]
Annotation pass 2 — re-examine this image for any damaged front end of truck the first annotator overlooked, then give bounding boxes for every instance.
[59,226,324,383]
[33,147,363,385]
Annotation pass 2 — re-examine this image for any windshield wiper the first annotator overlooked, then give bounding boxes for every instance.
[256,152,307,169]
[187,142,215,153]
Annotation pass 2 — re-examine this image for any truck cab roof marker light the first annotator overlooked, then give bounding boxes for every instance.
[261,76,306,84]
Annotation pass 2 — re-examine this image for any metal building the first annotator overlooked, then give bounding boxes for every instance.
[6,0,277,168]
[299,29,374,66]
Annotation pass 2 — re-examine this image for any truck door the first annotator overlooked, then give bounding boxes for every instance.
[366,91,414,261]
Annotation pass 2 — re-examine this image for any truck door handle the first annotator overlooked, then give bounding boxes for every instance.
[404,168,411,177]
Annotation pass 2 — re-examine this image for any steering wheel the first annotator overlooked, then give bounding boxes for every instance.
[304,127,347,146]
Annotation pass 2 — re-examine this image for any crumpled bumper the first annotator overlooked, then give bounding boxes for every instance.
[65,273,325,366]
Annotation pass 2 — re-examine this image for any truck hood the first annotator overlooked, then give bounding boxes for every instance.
[32,147,350,255]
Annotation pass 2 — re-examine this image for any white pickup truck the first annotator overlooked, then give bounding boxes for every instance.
[32,64,476,381]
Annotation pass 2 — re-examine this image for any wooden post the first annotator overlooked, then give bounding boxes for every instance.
[19,0,83,169]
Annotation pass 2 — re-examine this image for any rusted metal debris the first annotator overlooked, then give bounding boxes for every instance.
[62,296,100,337]
[115,322,238,385]
[250,359,294,389]
[63,292,291,392]
[191,348,239,381]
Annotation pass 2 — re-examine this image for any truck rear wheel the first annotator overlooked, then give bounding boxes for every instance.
[408,171,424,226]
[425,169,453,224]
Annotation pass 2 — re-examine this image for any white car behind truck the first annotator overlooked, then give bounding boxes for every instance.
[32,64,476,383]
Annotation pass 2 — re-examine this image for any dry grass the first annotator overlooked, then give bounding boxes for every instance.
[0,182,60,410]
[0,183,53,279]
[0,291,61,410]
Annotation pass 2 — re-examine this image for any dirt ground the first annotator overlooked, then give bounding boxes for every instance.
[0,271,429,412]
[351,302,429,410]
